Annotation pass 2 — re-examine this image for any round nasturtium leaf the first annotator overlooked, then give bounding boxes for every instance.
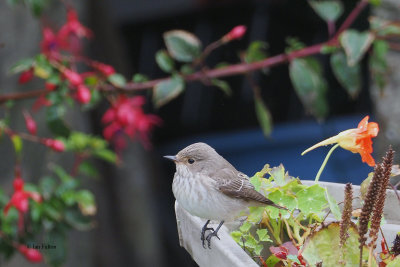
[302,222,378,267]
[296,184,327,215]
[266,190,297,219]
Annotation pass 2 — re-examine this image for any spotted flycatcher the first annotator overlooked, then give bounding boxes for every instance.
[164,142,286,248]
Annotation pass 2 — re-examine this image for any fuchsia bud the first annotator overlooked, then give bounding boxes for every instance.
[45,82,57,91]
[43,139,65,152]
[18,69,34,84]
[23,110,37,135]
[224,25,247,41]
[18,245,43,263]
[76,85,91,104]
[63,69,83,87]
[93,62,115,77]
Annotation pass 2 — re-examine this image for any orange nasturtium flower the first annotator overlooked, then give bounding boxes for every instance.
[302,116,379,167]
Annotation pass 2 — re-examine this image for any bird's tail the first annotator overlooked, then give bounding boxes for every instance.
[263,198,289,210]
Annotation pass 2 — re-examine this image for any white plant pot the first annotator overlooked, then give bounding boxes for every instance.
[174,180,400,267]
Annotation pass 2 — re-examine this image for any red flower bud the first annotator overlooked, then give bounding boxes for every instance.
[19,245,43,263]
[18,69,34,84]
[76,85,91,104]
[43,139,65,152]
[225,25,247,41]
[94,62,115,76]
[23,110,37,135]
[13,177,24,191]
[45,82,57,91]
[63,69,83,87]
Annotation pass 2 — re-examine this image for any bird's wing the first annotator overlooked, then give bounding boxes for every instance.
[215,168,278,206]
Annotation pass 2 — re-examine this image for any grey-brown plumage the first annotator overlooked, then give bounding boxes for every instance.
[165,142,286,248]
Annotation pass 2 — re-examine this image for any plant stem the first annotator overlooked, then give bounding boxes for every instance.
[315,143,340,183]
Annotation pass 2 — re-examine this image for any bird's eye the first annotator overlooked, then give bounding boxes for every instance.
[188,158,195,164]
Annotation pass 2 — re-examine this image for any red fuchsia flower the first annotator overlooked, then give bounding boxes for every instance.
[57,9,92,53]
[92,62,115,77]
[302,116,379,167]
[223,25,247,41]
[18,245,43,263]
[4,177,42,232]
[18,69,34,84]
[23,110,37,135]
[102,95,161,148]
[76,84,91,104]
[42,139,66,152]
[40,27,60,59]
[45,82,57,91]
[32,94,52,113]
[63,68,83,87]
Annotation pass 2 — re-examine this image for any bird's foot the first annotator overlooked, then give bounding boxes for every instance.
[201,228,214,248]
[201,220,214,248]
[205,230,220,249]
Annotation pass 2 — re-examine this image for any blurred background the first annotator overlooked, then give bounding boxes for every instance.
[1,0,399,266]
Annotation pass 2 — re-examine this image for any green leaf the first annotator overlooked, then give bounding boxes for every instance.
[43,203,62,221]
[302,222,378,267]
[180,64,194,75]
[387,256,400,267]
[266,255,281,267]
[254,96,272,137]
[132,73,149,83]
[325,189,341,220]
[256,228,272,242]
[245,41,268,63]
[39,177,57,199]
[339,30,374,66]
[30,0,50,16]
[309,1,343,22]
[9,58,34,74]
[266,190,296,218]
[11,135,23,157]
[46,105,71,138]
[370,17,400,36]
[244,234,259,249]
[34,54,53,79]
[211,79,232,96]
[155,50,175,73]
[230,231,243,243]
[321,45,339,54]
[65,208,94,230]
[240,221,252,233]
[247,207,265,223]
[108,73,127,87]
[268,165,288,187]
[153,75,185,108]
[78,161,99,178]
[289,57,328,119]
[93,149,117,163]
[296,184,327,215]
[369,0,381,6]
[163,30,202,62]
[330,51,361,98]
[369,40,389,92]
[75,190,96,216]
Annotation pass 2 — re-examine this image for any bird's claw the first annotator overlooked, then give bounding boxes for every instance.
[205,231,220,249]
[201,227,214,248]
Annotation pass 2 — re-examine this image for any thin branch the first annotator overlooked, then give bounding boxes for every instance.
[0,0,369,101]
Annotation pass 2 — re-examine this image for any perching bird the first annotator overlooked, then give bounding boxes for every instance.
[164,142,286,248]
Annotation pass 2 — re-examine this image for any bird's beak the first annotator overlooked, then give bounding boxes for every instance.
[163,155,177,162]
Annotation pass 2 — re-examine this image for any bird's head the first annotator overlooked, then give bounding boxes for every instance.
[164,142,228,175]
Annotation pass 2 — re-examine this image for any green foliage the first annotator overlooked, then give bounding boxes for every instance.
[163,30,202,62]
[108,73,127,87]
[330,51,361,98]
[46,105,71,138]
[245,41,268,63]
[153,74,185,108]
[9,58,34,74]
[369,40,389,92]
[309,0,343,22]
[211,79,232,96]
[254,97,272,137]
[231,164,336,260]
[61,132,117,163]
[302,222,377,267]
[155,50,175,73]
[289,57,328,119]
[339,30,374,66]
[132,73,149,83]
